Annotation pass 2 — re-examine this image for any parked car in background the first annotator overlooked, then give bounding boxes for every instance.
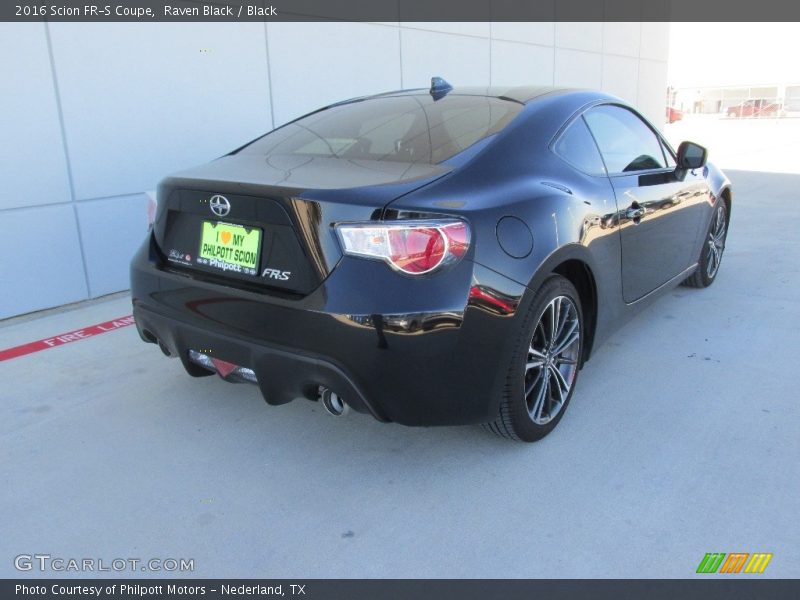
[131,81,732,442]
[666,106,683,123]
[726,99,783,118]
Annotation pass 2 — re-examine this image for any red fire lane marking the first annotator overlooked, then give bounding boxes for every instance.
[0,315,135,362]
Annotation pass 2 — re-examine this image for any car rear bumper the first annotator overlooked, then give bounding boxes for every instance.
[130,234,529,426]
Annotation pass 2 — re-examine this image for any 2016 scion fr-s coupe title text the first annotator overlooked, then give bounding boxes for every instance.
[131,79,731,442]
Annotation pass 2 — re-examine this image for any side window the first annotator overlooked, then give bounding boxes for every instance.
[553,116,606,174]
[584,105,667,173]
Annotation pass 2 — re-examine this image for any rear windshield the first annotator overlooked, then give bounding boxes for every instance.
[238,94,522,165]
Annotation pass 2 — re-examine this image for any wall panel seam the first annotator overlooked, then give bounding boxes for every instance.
[263,18,276,129]
[44,21,92,298]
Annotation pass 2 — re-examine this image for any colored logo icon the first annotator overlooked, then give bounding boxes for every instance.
[696,552,772,574]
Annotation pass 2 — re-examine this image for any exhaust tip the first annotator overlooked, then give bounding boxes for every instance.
[319,387,349,417]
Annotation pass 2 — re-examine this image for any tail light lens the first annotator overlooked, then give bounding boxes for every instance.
[336,219,470,275]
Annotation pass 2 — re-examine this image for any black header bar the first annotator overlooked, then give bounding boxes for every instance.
[3,0,800,22]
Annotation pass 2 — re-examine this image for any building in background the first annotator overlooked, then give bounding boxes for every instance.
[0,21,669,319]
[667,23,800,119]
[668,83,800,116]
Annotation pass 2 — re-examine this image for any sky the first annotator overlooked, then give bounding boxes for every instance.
[668,23,800,88]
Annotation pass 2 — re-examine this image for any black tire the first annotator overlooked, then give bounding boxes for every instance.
[682,201,728,288]
[484,275,583,442]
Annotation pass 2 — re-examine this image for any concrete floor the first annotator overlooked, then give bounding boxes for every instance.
[1,168,798,578]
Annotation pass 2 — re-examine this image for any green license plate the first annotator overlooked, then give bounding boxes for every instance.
[198,221,261,276]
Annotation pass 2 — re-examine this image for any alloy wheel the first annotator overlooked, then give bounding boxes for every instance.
[524,295,581,425]
[706,204,727,278]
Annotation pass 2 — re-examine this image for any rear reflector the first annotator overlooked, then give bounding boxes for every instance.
[188,350,257,384]
[211,357,238,378]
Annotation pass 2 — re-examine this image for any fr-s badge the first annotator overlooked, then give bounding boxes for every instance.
[262,268,291,281]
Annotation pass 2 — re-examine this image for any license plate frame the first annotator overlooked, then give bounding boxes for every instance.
[197,220,262,276]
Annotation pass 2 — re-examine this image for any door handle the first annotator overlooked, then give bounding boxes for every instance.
[625,204,646,220]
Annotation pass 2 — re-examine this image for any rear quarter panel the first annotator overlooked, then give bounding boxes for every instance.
[386,95,628,353]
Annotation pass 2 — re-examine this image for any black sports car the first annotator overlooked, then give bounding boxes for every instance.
[130,79,731,442]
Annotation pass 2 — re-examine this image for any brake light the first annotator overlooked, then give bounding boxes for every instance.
[336,219,470,275]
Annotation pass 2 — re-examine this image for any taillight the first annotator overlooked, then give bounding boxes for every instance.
[335,219,470,275]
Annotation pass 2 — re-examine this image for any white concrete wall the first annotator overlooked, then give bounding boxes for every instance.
[0,21,669,319]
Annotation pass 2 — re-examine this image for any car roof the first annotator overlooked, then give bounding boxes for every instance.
[314,86,623,120]
[370,85,573,104]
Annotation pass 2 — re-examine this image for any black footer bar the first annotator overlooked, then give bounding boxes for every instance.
[4,579,800,600]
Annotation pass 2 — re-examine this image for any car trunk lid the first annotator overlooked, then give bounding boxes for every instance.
[152,154,451,296]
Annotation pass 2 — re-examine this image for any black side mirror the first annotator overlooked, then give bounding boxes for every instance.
[677,141,708,169]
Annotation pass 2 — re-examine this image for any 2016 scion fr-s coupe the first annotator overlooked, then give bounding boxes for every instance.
[131,79,731,442]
